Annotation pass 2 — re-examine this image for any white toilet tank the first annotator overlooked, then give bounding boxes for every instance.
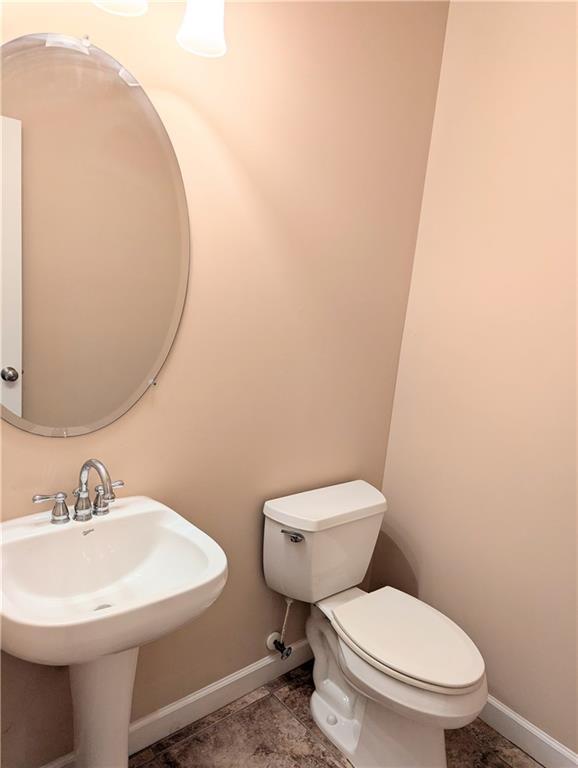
[263,480,386,603]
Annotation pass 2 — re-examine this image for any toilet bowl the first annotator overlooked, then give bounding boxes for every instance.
[262,480,487,768]
[306,588,487,768]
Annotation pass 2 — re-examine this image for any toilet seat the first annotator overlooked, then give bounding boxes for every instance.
[335,633,489,727]
[318,587,485,696]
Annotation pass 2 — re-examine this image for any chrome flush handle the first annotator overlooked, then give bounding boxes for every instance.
[280,529,305,543]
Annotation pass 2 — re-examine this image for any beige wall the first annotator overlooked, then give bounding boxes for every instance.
[0,3,448,766]
[380,1,576,750]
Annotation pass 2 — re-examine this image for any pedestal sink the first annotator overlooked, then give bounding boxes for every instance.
[1,496,228,768]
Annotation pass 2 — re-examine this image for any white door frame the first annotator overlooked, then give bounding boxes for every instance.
[1,115,23,418]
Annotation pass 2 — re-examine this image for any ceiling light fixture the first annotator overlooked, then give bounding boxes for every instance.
[176,0,227,58]
[91,0,148,18]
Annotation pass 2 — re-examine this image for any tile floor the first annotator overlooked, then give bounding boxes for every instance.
[129,662,543,768]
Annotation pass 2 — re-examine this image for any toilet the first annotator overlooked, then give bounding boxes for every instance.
[263,480,487,768]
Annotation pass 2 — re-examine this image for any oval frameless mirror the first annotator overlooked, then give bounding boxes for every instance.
[0,34,189,437]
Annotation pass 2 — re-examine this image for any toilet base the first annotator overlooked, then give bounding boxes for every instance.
[311,689,446,768]
[306,607,449,768]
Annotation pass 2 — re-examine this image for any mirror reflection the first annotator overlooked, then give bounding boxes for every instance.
[1,34,189,436]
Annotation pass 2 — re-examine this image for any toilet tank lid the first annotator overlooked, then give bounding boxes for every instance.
[263,480,387,532]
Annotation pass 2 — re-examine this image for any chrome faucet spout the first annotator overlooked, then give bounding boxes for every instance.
[73,458,114,521]
[80,458,114,500]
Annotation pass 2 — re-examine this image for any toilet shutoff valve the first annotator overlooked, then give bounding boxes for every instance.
[275,639,292,660]
[266,632,293,660]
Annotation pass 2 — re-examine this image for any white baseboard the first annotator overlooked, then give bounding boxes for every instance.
[129,637,312,754]
[39,654,578,768]
[38,755,73,768]
[481,695,578,768]
[40,639,312,768]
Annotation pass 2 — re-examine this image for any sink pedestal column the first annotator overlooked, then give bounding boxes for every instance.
[70,647,139,768]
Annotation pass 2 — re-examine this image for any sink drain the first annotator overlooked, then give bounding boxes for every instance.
[94,603,112,611]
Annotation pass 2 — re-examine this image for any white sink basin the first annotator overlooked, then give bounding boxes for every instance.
[1,495,227,768]
[1,496,228,665]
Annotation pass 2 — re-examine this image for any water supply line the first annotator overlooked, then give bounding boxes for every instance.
[273,597,293,660]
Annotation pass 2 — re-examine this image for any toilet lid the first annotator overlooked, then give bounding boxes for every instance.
[331,587,485,690]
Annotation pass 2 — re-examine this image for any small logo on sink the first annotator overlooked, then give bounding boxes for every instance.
[82,528,95,536]
[94,603,112,611]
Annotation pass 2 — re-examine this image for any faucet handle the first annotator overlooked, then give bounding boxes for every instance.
[33,492,70,525]
[33,491,67,503]
[93,480,125,516]
[94,479,125,496]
